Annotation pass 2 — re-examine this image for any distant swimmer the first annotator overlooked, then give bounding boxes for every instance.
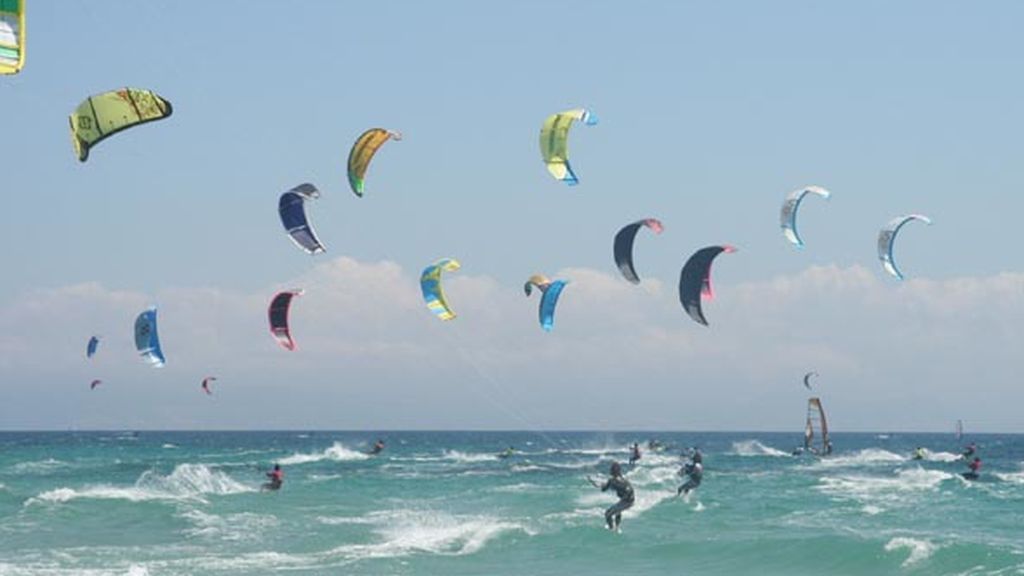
[677,461,703,496]
[497,446,516,459]
[368,439,385,455]
[912,447,926,461]
[589,462,634,532]
[962,457,981,481]
[629,443,642,466]
[262,464,284,491]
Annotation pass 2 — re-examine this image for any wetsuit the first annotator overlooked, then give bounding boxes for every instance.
[963,459,981,480]
[370,443,384,455]
[601,476,635,530]
[691,450,703,465]
[629,446,641,465]
[678,462,703,495]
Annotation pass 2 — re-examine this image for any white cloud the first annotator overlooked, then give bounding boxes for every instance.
[1,258,1022,431]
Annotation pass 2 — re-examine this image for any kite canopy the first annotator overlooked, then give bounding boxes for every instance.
[877,214,932,280]
[347,128,401,197]
[90,379,102,390]
[614,218,663,284]
[803,371,818,390]
[0,0,25,75]
[524,274,567,331]
[268,290,303,350]
[134,307,165,367]
[201,376,217,394]
[420,258,461,321]
[86,336,100,359]
[539,108,597,185]
[69,88,172,162]
[678,245,736,326]
[780,186,830,247]
[278,183,326,254]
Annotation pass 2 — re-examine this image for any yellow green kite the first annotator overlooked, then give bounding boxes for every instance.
[0,0,25,75]
[347,128,401,197]
[539,108,597,185]
[69,88,173,162]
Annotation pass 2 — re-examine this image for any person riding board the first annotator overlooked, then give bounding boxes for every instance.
[369,439,385,455]
[589,462,634,532]
[963,457,982,480]
[629,443,642,466]
[912,447,926,460]
[677,460,703,496]
[962,442,977,460]
[497,446,516,459]
[262,464,284,491]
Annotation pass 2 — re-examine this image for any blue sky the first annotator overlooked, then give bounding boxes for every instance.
[1,1,1023,431]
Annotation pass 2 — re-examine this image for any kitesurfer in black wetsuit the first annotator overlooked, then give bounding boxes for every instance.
[677,461,703,496]
[369,439,385,455]
[629,443,642,466]
[591,462,634,531]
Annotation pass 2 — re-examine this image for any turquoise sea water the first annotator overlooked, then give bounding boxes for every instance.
[1,431,1022,575]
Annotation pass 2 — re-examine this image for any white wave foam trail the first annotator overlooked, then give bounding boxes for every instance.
[884,537,938,567]
[442,450,496,463]
[923,450,960,462]
[809,448,905,468]
[26,464,252,505]
[994,468,1024,485]
[181,509,278,542]
[731,440,790,457]
[818,467,952,506]
[326,510,529,561]
[12,458,69,474]
[278,442,369,465]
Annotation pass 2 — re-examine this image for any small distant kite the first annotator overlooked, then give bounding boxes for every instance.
[420,258,461,321]
[524,274,568,331]
[278,183,326,254]
[614,218,663,284]
[86,336,100,359]
[678,246,737,326]
[878,214,932,280]
[90,379,102,390]
[780,186,831,247]
[69,88,172,162]
[540,108,597,185]
[348,128,401,197]
[134,307,165,367]
[268,290,303,350]
[803,371,818,390]
[201,376,217,395]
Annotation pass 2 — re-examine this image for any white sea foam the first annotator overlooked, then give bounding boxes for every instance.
[884,537,938,567]
[818,467,952,505]
[161,443,177,449]
[924,450,961,462]
[731,440,790,457]
[325,509,529,561]
[12,458,69,474]
[26,463,252,506]
[180,509,277,542]
[441,450,496,463]
[490,482,543,493]
[994,470,1024,485]
[278,442,369,465]
[808,448,905,468]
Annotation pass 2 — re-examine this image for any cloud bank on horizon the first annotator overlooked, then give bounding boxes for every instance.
[1,256,1020,432]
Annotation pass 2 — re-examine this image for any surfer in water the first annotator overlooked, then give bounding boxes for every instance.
[629,443,642,466]
[962,457,982,480]
[369,439,385,455]
[497,446,516,459]
[677,460,703,496]
[589,462,634,532]
[262,464,284,491]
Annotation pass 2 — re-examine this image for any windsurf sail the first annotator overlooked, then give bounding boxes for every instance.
[804,397,829,454]
[956,419,963,441]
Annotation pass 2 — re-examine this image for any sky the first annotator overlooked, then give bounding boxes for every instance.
[1,1,1023,431]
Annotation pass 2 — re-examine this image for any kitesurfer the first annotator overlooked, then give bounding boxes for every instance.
[963,457,982,481]
[369,439,385,455]
[498,446,516,459]
[262,464,284,491]
[962,442,977,460]
[629,443,642,466]
[912,447,926,461]
[590,462,634,532]
[677,460,703,496]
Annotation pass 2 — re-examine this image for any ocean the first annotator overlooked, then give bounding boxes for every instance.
[0,431,1021,575]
